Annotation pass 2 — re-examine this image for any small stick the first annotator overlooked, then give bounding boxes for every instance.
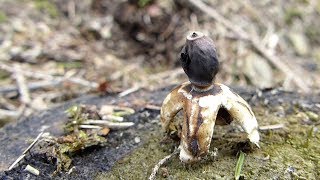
[259,124,284,131]
[23,132,44,154]
[0,108,20,118]
[8,131,44,170]
[14,64,31,104]
[0,80,62,94]
[102,115,124,122]
[82,120,134,129]
[149,148,179,180]
[25,165,40,176]
[100,105,135,116]
[8,154,26,171]
[145,104,161,111]
[79,125,102,129]
[67,0,76,20]
[118,85,140,97]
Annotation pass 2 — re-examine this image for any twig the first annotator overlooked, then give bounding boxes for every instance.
[8,154,26,171]
[100,105,135,116]
[102,115,124,122]
[8,132,44,170]
[79,124,102,129]
[118,85,140,97]
[145,104,161,111]
[188,0,310,93]
[22,131,44,154]
[82,120,134,129]
[0,80,62,94]
[259,124,284,131]
[13,64,31,104]
[149,148,179,180]
[0,109,20,118]
[0,63,98,89]
[67,0,76,20]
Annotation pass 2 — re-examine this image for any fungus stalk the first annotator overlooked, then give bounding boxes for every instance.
[160,31,260,163]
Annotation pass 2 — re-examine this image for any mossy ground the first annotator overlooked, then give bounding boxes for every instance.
[96,104,319,179]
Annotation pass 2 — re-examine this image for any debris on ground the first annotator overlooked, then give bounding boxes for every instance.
[1,0,320,127]
[26,104,135,173]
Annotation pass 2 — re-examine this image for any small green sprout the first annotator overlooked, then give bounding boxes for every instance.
[234,151,245,180]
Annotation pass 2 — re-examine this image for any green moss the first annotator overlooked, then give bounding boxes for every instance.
[33,0,59,18]
[96,105,320,179]
[41,104,110,173]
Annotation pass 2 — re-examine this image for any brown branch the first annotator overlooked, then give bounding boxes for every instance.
[188,0,310,93]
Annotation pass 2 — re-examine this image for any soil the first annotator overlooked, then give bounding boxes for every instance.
[1,86,319,179]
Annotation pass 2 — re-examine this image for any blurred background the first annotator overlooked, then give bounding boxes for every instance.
[0,0,319,126]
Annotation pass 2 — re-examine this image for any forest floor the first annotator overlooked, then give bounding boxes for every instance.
[0,87,319,179]
[0,0,320,179]
[0,0,320,127]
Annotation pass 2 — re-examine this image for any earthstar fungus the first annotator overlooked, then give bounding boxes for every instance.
[160,32,260,163]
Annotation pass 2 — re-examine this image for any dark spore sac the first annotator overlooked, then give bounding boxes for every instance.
[180,32,219,87]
